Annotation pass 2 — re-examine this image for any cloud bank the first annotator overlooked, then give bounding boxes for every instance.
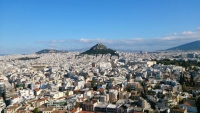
[1,28,199,54]
[37,27,200,52]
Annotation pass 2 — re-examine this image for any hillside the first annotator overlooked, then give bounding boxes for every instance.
[81,43,119,56]
[36,49,68,54]
[167,40,200,51]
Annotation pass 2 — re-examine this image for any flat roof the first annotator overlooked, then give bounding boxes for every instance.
[95,102,109,108]
[107,104,117,108]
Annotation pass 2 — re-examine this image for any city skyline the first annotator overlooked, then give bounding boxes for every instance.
[0,0,200,54]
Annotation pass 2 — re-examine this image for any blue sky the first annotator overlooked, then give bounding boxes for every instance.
[0,0,200,54]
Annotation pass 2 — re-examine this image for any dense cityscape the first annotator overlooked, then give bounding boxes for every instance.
[1,1,200,113]
[0,43,200,113]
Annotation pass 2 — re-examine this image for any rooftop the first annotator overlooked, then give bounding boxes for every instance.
[107,104,117,109]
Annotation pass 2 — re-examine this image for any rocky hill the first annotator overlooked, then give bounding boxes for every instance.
[81,43,119,56]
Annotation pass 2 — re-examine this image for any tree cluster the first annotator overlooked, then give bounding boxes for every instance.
[179,74,195,87]
[155,59,200,70]
[18,57,40,60]
[195,96,200,113]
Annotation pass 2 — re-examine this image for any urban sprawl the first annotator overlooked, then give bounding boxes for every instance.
[0,50,200,113]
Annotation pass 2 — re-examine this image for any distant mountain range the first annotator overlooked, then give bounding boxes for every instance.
[35,40,200,54]
[167,40,200,51]
[0,54,9,56]
[80,43,119,56]
[36,49,68,54]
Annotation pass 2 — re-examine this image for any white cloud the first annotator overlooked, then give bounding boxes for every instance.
[58,40,66,43]
[79,38,115,44]
[196,27,200,31]
[74,30,200,51]
[50,39,57,43]
[158,36,178,41]
[182,31,195,35]
[36,28,200,51]
[79,38,89,43]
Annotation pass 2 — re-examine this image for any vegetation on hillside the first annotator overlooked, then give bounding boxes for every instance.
[154,59,200,70]
[18,57,40,60]
[36,49,67,54]
[81,43,119,56]
[81,48,119,56]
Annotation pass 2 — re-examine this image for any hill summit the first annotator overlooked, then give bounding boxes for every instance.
[81,43,119,56]
[167,40,200,51]
[90,43,108,50]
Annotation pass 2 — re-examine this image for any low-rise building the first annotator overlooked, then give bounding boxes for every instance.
[81,100,98,111]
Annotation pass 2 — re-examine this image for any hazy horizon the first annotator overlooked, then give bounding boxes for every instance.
[1,0,200,54]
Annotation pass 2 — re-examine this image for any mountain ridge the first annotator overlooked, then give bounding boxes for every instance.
[167,40,200,51]
[36,49,68,54]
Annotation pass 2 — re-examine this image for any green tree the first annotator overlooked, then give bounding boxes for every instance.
[126,86,132,92]
[75,102,81,108]
[91,80,97,88]
[65,90,69,96]
[190,75,194,86]
[195,96,200,113]
[174,62,179,66]
[182,74,185,84]
[180,75,183,85]
[33,108,39,113]
[182,84,189,92]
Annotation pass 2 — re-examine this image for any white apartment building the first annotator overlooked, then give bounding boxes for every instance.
[109,89,118,103]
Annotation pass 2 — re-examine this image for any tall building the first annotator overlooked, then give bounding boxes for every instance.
[109,89,118,103]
